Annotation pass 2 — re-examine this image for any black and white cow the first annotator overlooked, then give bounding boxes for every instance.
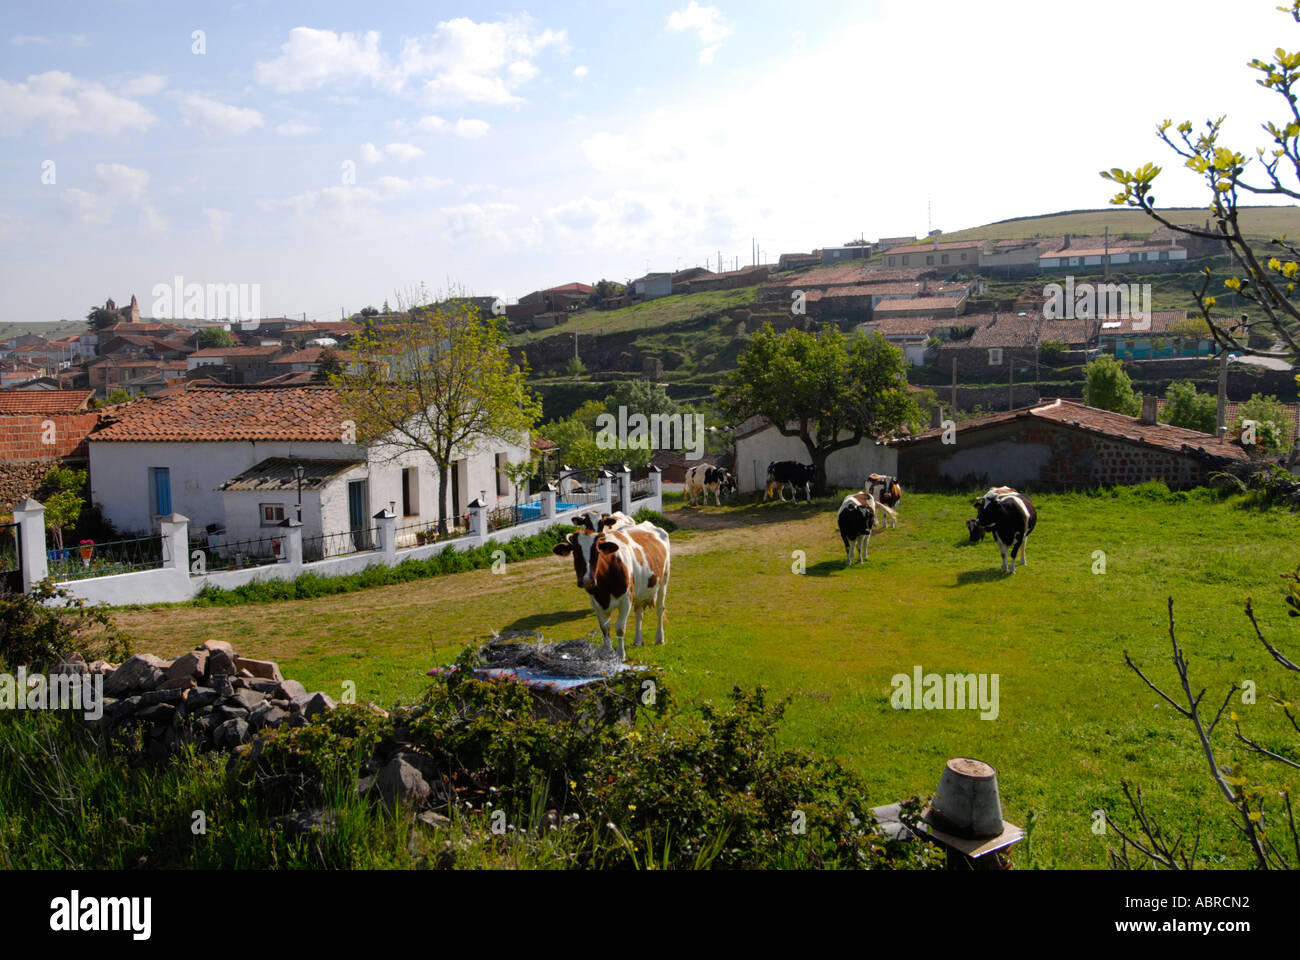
[969,487,1036,574]
[684,463,737,506]
[764,461,816,503]
[864,474,902,529]
[837,492,877,566]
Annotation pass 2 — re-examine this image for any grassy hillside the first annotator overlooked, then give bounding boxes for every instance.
[511,285,760,345]
[113,487,1300,869]
[935,206,1300,245]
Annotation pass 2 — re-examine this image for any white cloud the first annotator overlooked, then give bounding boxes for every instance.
[416,115,448,132]
[270,175,449,231]
[275,121,319,136]
[667,3,733,65]
[0,71,156,137]
[62,163,166,232]
[573,65,588,79]
[254,18,566,106]
[202,207,231,243]
[385,141,424,162]
[454,118,489,139]
[121,74,167,97]
[177,92,265,135]
[361,141,424,163]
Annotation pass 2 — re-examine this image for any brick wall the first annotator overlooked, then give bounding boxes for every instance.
[0,412,102,461]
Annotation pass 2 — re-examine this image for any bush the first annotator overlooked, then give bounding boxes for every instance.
[1160,379,1217,434]
[1040,340,1066,364]
[0,580,131,671]
[633,507,678,532]
[192,524,578,606]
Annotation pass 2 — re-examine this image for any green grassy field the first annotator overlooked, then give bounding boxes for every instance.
[112,488,1300,869]
[511,285,761,345]
[935,206,1300,245]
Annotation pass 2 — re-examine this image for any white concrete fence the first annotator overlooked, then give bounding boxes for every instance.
[13,467,662,607]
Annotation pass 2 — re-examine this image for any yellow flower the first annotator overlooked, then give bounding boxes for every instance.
[1204,296,1217,309]
[1225,277,1242,291]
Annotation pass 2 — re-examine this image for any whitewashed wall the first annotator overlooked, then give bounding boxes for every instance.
[734,425,898,494]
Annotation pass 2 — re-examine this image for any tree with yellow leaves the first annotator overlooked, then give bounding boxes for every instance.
[1103,0,1300,371]
[331,291,541,536]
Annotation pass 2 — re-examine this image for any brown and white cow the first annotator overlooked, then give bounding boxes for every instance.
[865,474,902,528]
[553,516,671,660]
[597,511,635,532]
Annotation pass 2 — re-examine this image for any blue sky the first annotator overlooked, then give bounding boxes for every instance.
[0,0,1294,322]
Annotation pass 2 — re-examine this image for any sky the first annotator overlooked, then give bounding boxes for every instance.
[0,0,1296,323]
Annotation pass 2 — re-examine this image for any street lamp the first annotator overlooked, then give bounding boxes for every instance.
[293,463,305,522]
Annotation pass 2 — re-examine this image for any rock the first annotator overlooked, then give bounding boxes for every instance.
[200,640,236,658]
[54,653,88,676]
[236,658,284,682]
[103,656,168,697]
[207,649,238,677]
[217,704,249,722]
[209,675,234,698]
[164,651,207,684]
[135,702,177,723]
[87,660,114,675]
[417,811,451,829]
[367,703,390,719]
[139,688,185,707]
[276,808,338,839]
[228,689,267,712]
[375,756,431,813]
[213,718,249,749]
[186,687,221,709]
[293,692,336,720]
[356,775,374,797]
[237,668,254,679]
[277,680,307,701]
[249,704,287,732]
[237,677,281,695]
[159,675,195,692]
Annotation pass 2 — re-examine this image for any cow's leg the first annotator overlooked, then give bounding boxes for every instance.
[614,596,632,660]
[861,530,871,562]
[1020,530,1029,567]
[654,579,668,644]
[632,605,645,648]
[590,597,613,650]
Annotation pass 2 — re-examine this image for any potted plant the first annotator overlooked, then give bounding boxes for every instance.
[78,539,94,567]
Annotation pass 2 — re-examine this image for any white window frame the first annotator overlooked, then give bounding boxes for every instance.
[988,348,1003,365]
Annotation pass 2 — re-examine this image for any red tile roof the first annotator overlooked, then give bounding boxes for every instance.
[1096,311,1191,336]
[873,296,968,316]
[0,389,94,414]
[895,398,1251,462]
[859,316,951,337]
[189,345,285,359]
[966,312,1042,348]
[90,385,350,443]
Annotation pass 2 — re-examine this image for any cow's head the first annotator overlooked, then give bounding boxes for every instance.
[966,517,986,543]
[971,493,1007,532]
[553,515,607,590]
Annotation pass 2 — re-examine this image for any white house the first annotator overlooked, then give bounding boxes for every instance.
[732,417,898,494]
[86,385,530,549]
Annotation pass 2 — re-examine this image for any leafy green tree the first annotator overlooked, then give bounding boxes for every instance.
[1160,380,1218,434]
[332,295,541,535]
[197,327,235,349]
[1084,354,1142,416]
[540,416,606,471]
[100,389,132,407]
[359,306,379,317]
[1232,393,1293,453]
[716,324,917,492]
[41,467,86,550]
[1102,1,1300,365]
[604,379,677,418]
[318,347,344,379]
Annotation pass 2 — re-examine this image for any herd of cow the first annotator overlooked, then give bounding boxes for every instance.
[552,462,1038,660]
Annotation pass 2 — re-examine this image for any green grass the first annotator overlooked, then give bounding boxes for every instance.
[933,205,1300,245]
[112,488,1300,869]
[511,285,761,345]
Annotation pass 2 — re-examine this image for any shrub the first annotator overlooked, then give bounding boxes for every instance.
[1160,380,1217,434]
[1083,354,1142,416]
[633,507,678,532]
[0,580,131,671]
[1040,339,1066,363]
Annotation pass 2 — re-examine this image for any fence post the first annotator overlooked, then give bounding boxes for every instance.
[11,497,48,592]
[374,507,397,563]
[649,464,663,512]
[468,497,488,542]
[158,514,189,572]
[618,464,632,513]
[541,487,556,520]
[277,517,303,565]
[596,470,613,511]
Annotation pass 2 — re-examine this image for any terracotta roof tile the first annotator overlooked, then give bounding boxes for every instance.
[89,385,348,443]
[0,389,94,414]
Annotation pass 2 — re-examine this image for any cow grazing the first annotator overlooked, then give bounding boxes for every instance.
[969,487,1037,574]
[865,474,902,528]
[552,516,671,660]
[836,492,877,566]
[684,463,737,506]
[765,461,816,503]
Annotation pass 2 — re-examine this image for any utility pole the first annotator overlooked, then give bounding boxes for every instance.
[1217,344,1229,439]
[1103,225,1110,280]
[1008,350,1015,410]
[951,357,957,413]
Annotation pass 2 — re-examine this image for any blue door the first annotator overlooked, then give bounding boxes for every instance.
[152,468,172,516]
